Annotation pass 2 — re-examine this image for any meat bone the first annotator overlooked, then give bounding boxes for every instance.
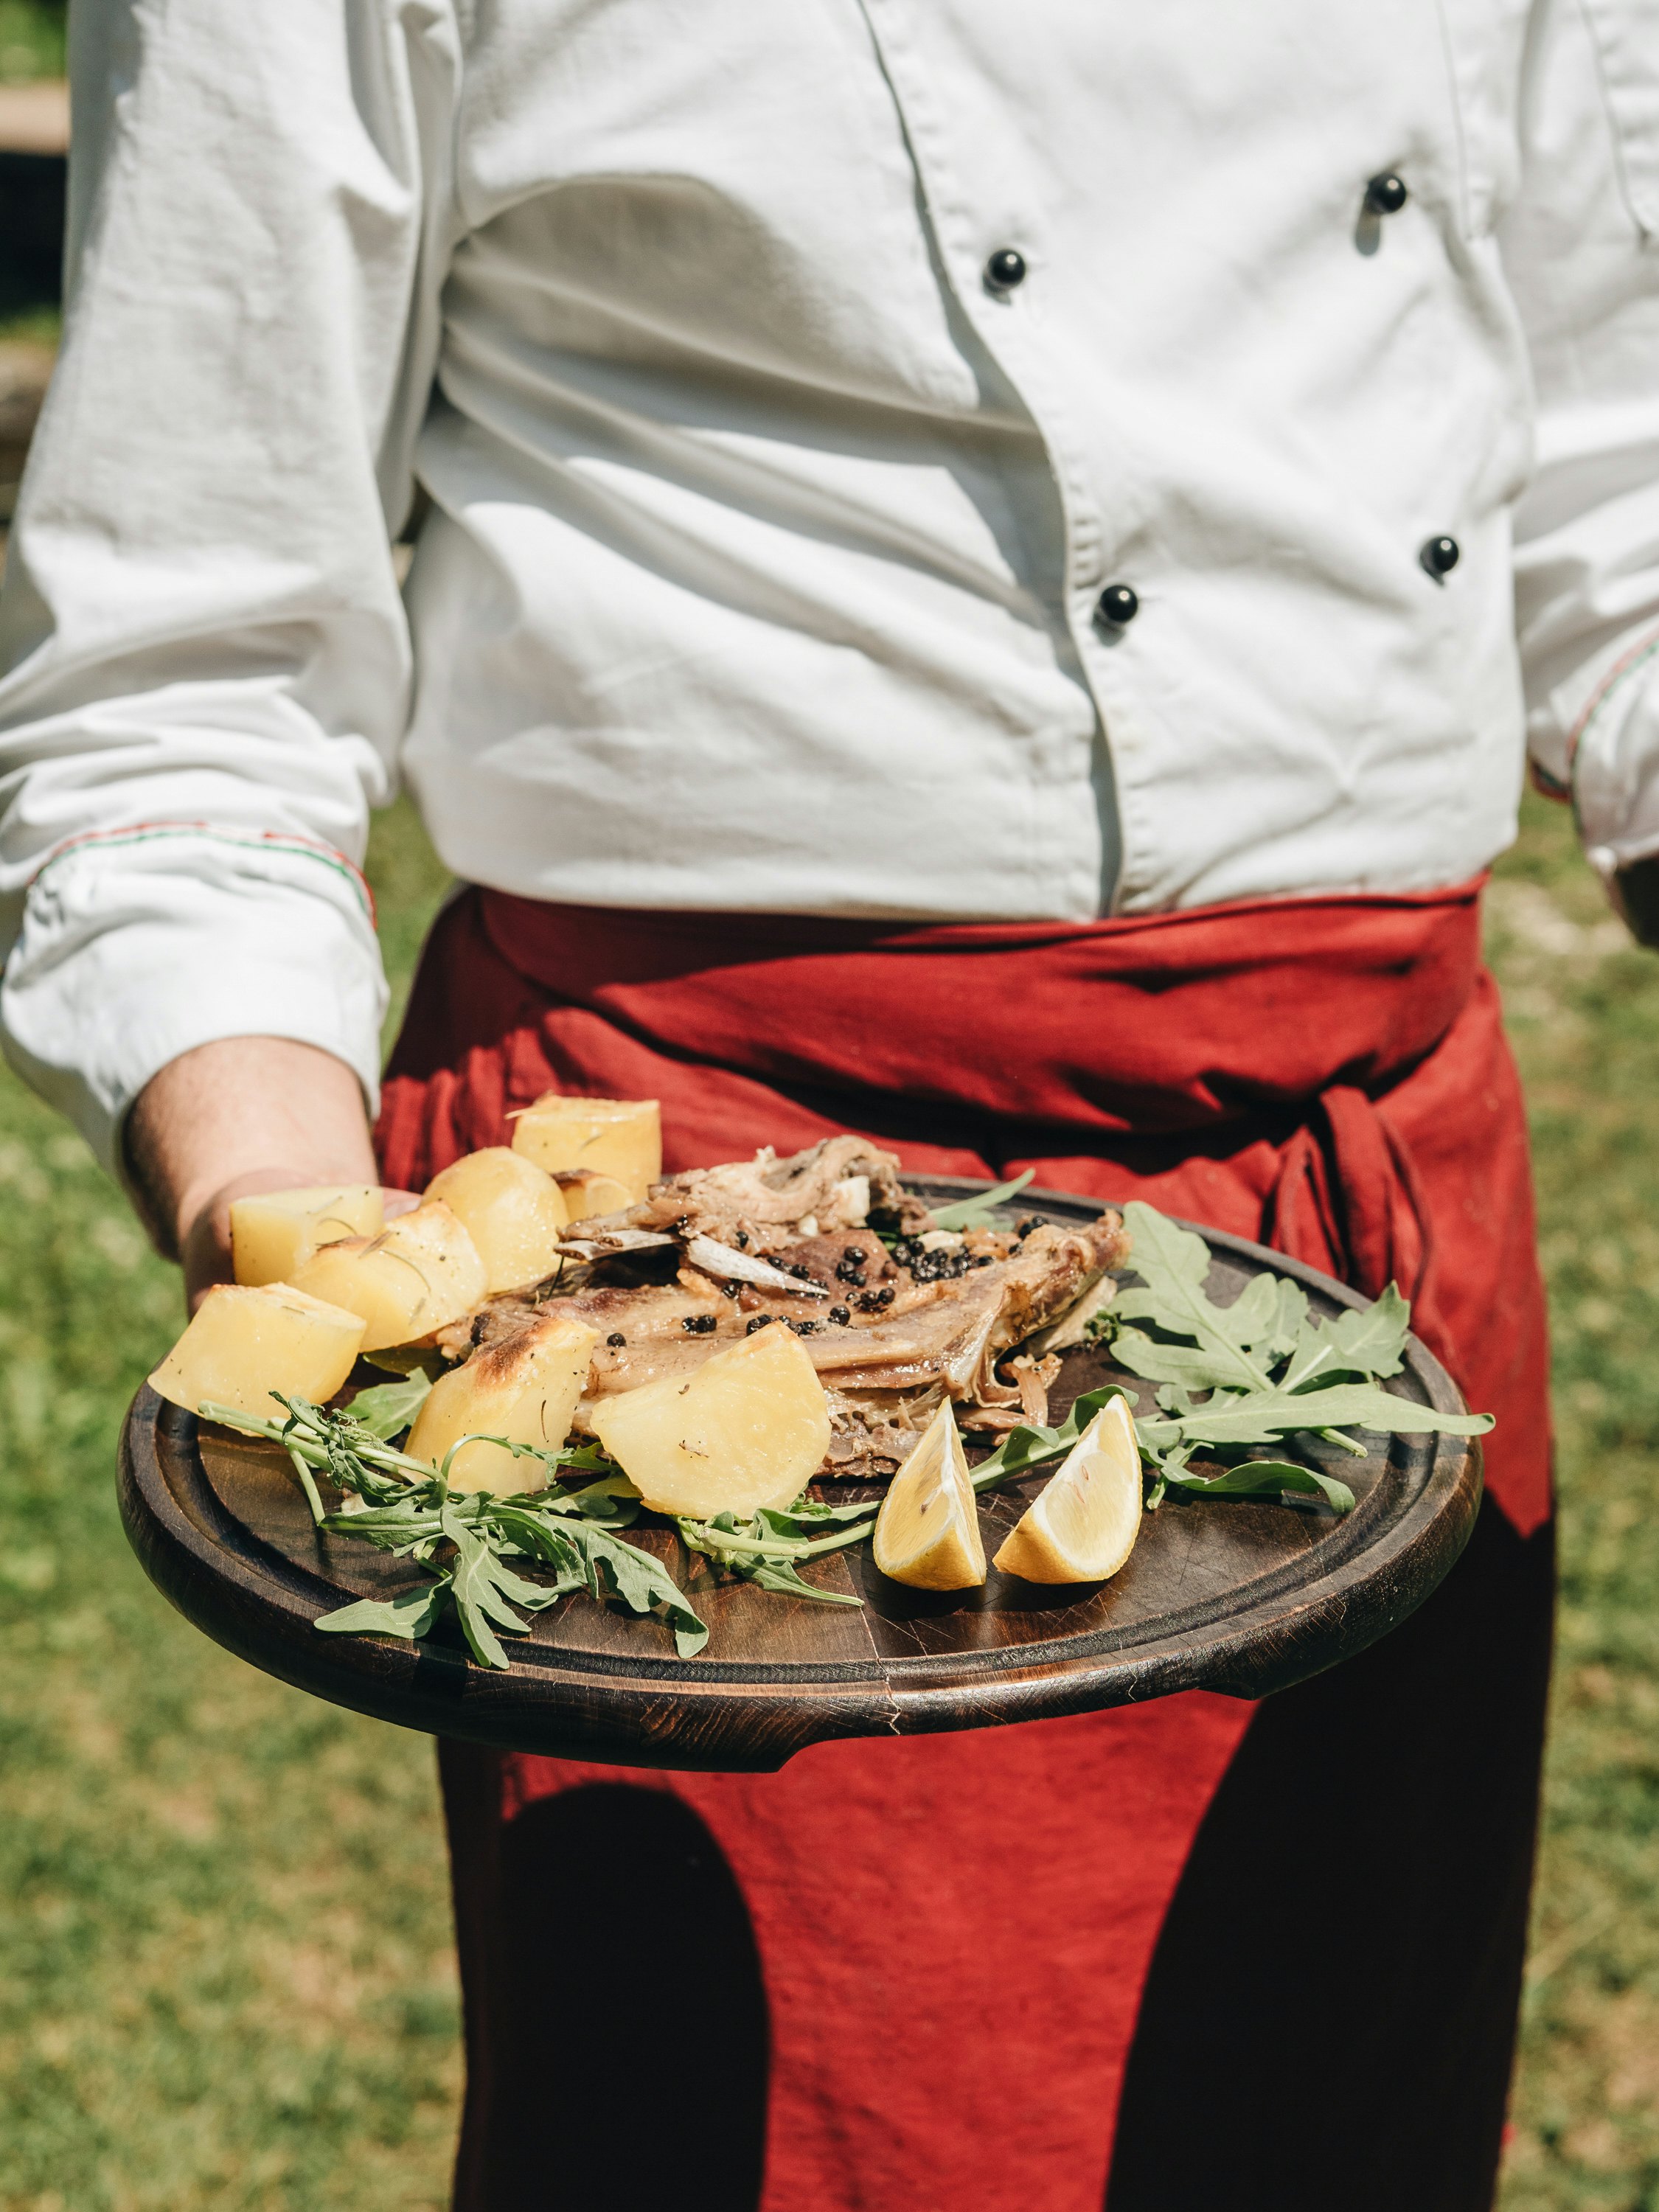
[550,1225,832,1298]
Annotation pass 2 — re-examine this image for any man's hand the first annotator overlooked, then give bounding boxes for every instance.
[125,1037,380,1310]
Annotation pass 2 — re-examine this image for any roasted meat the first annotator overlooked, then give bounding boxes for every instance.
[613,1135,931,1252]
[425,1138,1129,1481]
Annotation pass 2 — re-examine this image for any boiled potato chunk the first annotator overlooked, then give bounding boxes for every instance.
[406,1314,599,1493]
[589,1324,830,1518]
[872,1403,986,1591]
[553,1169,633,1225]
[289,1200,487,1351]
[150,1283,365,1422]
[425,1147,568,1294]
[229,1183,383,1287]
[511,1093,661,1204]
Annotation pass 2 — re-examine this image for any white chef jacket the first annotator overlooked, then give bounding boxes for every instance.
[1,0,1657,1176]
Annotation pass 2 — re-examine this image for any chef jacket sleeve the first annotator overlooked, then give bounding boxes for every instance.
[0,0,457,1178]
[1504,0,1659,879]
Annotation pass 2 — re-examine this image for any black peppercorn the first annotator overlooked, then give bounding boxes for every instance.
[796,1319,817,1335]
[681,1313,717,1335]
[606,1332,626,1347]
[720,1280,741,1298]
[829,1304,851,1326]
[845,1245,866,1263]
[745,1314,772,1334]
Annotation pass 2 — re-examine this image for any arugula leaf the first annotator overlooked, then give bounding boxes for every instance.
[319,1498,445,1553]
[1112,1203,1275,1391]
[509,1506,709,1658]
[527,1472,641,1526]
[969,1385,1129,1492]
[1110,1326,1253,1395]
[442,1506,527,1666]
[1267,1276,1311,1355]
[498,1439,632,1489]
[678,1510,872,1607]
[591,1531,711,1658]
[1137,1380,1492,1450]
[927,1170,1036,1233]
[1282,1284,1411,1392]
[1161,1458,1357,1512]
[314,1580,450,1641]
[755,1498,880,1535]
[1220,1268,1291,1351]
[346,1371,434,1439]
[734,1557,866,1607]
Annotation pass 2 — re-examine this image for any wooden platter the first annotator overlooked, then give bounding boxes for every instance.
[118,1179,1482,1773]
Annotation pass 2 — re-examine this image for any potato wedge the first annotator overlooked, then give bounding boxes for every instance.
[425,1147,568,1294]
[406,1314,599,1492]
[588,1323,830,1518]
[552,1169,633,1225]
[150,1283,366,1423]
[229,1184,383,1287]
[511,1094,661,1204]
[289,1200,487,1352]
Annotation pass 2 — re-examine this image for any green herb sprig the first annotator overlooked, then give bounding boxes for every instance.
[1103,1200,1489,1502]
[677,1496,877,1606]
[927,1171,1036,1234]
[964,1200,1489,1514]
[201,1395,710,1662]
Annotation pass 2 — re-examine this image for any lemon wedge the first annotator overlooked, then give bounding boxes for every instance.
[872,1403,987,1590]
[992,1393,1144,1584]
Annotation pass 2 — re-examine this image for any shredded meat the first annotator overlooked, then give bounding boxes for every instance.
[423,1168,1130,1480]
[625,1136,931,1253]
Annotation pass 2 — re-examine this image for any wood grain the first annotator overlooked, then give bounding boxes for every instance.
[118,1182,1483,1772]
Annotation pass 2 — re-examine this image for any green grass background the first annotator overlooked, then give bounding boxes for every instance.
[0,0,64,83]
[0,793,1652,2209]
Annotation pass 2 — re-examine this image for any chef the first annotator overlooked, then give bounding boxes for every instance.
[2,4,1653,2205]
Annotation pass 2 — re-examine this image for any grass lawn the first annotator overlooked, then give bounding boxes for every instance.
[0,787,1652,2207]
[0,1,64,83]
[1489,801,1659,2210]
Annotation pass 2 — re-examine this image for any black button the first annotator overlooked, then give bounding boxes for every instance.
[1420,535,1460,578]
[1096,583,1140,627]
[1364,173,1409,216]
[985,248,1027,291]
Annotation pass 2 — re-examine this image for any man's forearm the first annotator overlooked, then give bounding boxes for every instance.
[126,1037,380,1306]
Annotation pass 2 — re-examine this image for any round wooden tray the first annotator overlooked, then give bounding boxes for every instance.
[118,1178,1483,1772]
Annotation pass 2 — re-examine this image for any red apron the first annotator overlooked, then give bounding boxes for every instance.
[379,880,1553,2212]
